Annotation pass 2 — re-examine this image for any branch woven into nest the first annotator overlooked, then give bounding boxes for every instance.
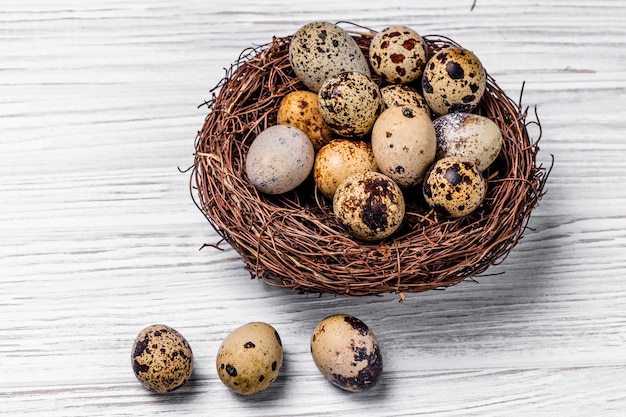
[192,32,551,297]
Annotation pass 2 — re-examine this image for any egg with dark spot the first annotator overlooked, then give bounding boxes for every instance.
[421,47,486,116]
[216,322,283,395]
[318,71,384,138]
[380,84,431,117]
[289,21,371,93]
[311,314,383,392]
[369,25,427,84]
[423,156,487,218]
[371,105,436,188]
[277,90,334,150]
[131,324,193,393]
[434,112,503,171]
[333,171,405,241]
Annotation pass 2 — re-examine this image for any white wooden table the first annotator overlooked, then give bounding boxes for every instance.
[2,1,625,415]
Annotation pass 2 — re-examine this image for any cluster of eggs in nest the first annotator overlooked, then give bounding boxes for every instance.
[246,21,503,241]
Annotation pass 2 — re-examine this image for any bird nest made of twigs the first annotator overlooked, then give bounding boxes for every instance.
[191,28,550,297]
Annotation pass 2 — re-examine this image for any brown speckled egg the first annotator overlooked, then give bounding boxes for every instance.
[434,112,503,171]
[369,25,427,84]
[423,156,487,218]
[371,105,437,188]
[421,47,486,116]
[311,314,383,392]
[245,125,314,195]
[333,171,405,241]
[289,21,371,93]
[216,322,283,396]
[380,84,432,117]
[318,71,384,138]
[277,90,333,150]
[131,324,193,393]
[314,139,379,199]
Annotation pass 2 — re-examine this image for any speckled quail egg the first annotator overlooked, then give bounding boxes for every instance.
[216,322,283,396]
[380,84,432,117]
[434,112,503,171]
[314,139,379,199]
[333,171,405,241]
[369,25,427,84]
[277,90,334,150]
[245,124,314,194]
[131,324,193,394]
[318,71,385,138]
[371,105,437,188]
[421,47,487,116]
[289,21,371,93]
[422,156,487,218]
[311,314,383,392]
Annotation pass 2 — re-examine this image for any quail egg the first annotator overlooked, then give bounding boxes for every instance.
[277,90,334,150]
[380,84,431,117]
[289,21,371,93]
[369,25,427,84]
[245,125,315,194]
[216,322,283,396]
[421,47,487,116]
[371,105,437,188]
[333,171,405,241]
[318,71,385,138]
[423,156,487,218]
[131,324,193,393]
[434,112,503,171]
[314,139,379,199]
[311,314,383,392]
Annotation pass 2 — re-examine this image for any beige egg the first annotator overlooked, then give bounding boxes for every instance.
[245,125,314,194]
[333,171,405,241]
[369,25,427,84]
[318,71,384,138]
[289,21,371,93]
[314,139,379,199]
[310,314,383,392]
[371,105,437,188]
[423,156,487,218]
[216,322,283,396]
[131,324,193,393]
[380,84,432,117]
[421,47,487,116]
[434,112,503,171]
[277,90,333,150]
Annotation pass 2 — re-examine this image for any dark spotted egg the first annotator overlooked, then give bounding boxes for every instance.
[333,171,405,241]
[216,322,283,395]
[311,314,383,392]
[423,156,487,218]
[289,21,371,93]
[380,84,432,117]
[318,71,384,138]
[369,25,427,84]
[421,47,486,116]
[131,324,193,393]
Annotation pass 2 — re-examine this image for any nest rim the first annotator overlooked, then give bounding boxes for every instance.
[192,27,551,297]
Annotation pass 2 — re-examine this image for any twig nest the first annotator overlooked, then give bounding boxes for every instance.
[191,25,550,296]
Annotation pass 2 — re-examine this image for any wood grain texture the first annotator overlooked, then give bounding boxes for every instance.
[1,0,626,415]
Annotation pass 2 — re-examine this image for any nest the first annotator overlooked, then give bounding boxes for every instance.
[191,30,550,297]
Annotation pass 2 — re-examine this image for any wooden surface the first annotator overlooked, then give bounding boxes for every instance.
[2,0,625,415]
